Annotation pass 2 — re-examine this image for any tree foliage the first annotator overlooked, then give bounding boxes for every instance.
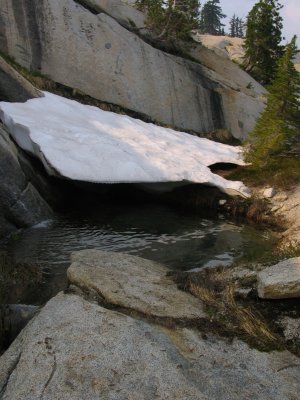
[136,0,201,40]
[229,14,245,38]
[246,36,300,170]
[199,0,226,35]
[243,0,283,85]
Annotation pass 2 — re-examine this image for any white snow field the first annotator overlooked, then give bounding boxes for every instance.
[0,92,249,196]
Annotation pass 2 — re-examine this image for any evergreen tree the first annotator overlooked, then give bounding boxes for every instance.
[243,0,283,85]
[229,14,237,37]
[236,18,245,38]
[199,0,226,35]
[136,0,201,40]
[246,36,300,168]
[229,15,244,38]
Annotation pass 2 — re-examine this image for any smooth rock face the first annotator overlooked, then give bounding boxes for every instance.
[257,257,300,299]
[1,291,300,399]
[0,0,264,138]
[69,249,206,320]
[195,33,300,75]
[192,34,245,64]
[0,56,42,102]
[187,40,266,140]
[0,124,53,237]
[81,0,146,30]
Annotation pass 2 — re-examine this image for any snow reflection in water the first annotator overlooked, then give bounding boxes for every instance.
[1,203,275,305]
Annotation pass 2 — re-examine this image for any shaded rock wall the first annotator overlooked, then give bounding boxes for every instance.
[0,124,53,238]
[0,57,55,238]
[0,56,42,102]
[0,0,265,138]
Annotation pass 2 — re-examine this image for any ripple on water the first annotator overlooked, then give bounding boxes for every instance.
[0,204,275,305]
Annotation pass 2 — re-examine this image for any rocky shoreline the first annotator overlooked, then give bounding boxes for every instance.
[269,185,300,249]
[1,250,300,399]
[0,1,299,397]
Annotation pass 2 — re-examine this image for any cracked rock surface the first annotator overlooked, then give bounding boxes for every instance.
[1,251,300,399]
[68,249,206,320]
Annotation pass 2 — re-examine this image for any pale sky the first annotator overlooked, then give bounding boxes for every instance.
[220,0,300,46]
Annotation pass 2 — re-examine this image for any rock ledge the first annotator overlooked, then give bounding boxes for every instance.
[69,249,206,320]
[258,257,300,299]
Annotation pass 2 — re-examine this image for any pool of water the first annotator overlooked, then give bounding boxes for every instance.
[1,203,276,305]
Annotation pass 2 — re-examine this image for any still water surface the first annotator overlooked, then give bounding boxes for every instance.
[1,203,275,304]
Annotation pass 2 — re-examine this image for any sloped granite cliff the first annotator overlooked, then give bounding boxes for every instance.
[0,0,265,139]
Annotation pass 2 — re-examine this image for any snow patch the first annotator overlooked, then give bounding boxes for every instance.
[0,92,249,196]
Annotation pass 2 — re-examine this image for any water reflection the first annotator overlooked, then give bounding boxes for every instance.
[1,204,275,305]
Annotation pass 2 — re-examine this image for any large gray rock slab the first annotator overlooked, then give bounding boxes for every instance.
[0,124,53,237]
[80,0,146,30]
[69,249,206,320]
[1,291,300,399]
[258,257,300,299]
[186,41,266,140]
[0,56,42,102]
[0,0,264,138]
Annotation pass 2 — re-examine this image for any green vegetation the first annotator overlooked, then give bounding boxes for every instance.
[136,0,229,40]
[243,36,300,188]
[172,268,285,352]
[199,0,226,35]
[243,0,283,85]
[229,14,245,38]
[136,0,201,41]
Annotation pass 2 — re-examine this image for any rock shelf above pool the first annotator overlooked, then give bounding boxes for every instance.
[0,92,250,197]
[1,250,300,400]
[69,249,206,320]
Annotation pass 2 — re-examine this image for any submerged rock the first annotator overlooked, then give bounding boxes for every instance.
[258,257,300,299]
[0,304,39,350]
[1,251,300,399]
